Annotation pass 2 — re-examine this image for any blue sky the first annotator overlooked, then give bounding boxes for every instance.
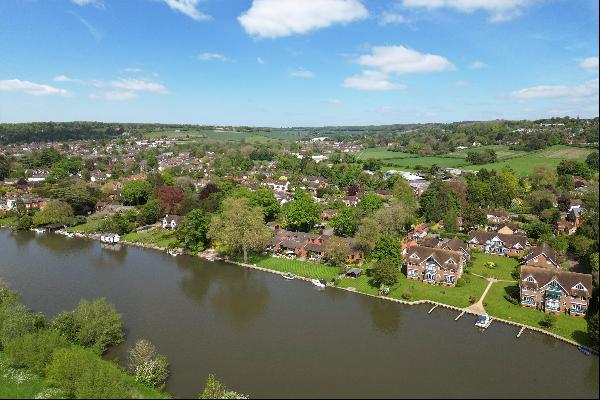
[0,0,598,126]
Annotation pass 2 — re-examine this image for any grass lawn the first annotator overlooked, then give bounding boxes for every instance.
[468,252,520,281]
[0,352,62,399]
[0,215,17,228]
[338,270,489,308]
[357,147,415,160]
[383,156,468,169]
[483,282,591,346]
[470,145,595,176]
[66,216,104,233]
[122,228,178,248]
[444,145,526,160]
[244,254,340,281]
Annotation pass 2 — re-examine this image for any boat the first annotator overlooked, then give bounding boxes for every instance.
[64,232,75,238]
[33,228,45,234]
[311,279,327,288]
[475,314,492,329]
[168,249,178,257]
[578,346,592,356]
[282,273,295,280]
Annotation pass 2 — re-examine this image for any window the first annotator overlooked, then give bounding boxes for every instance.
[447,258,455,265]
[526,276,535,283]
[574,283,585,291]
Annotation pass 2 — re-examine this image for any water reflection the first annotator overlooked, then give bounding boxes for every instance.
[210,269,270,328]
[34,233,93,254]
[359,296,402,334]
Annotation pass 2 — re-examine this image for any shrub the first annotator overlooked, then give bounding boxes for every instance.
[46,346,130,399]
[468,296,477,304]
[51,298,123,354]
[0,303,45,347]
[539,314,557,328]
[199,374,247,399]
[504,294,519,305]
[4,330,69,375]
[402,291,412,300]
[134,355,169,389]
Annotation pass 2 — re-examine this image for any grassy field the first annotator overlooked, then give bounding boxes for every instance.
[445,145,527,160]
[470,145,595,176]
[383,156,468,169]
[244,254,340,281]
[0,215,17,228]
[483,282,590,346]
[0,353,60,399]
[357,147,414,160]
[468,253,520,281]
[122,228,178,248]
[144,129,302,142]
[66,216,104,233]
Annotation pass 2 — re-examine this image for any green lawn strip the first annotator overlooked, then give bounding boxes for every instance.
[65,217,104,233]
[0,352,60,399]
[338,270,488,308]
[122,229,178,248]
[0,216,17,228]
[468,253,520,281]
[483,282,590,346]
[357,148,415,160]
[243,255,339,281]
[383,156,468,169]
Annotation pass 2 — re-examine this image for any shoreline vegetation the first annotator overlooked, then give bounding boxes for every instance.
[3,225,594,352]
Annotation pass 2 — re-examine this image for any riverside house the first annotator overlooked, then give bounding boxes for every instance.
[519,266,593,316]
[467,230,529,257]
[404,246,464,286]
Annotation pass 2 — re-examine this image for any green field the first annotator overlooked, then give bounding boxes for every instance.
[383,156,468,169]
[483,282,590,346]
[66,216,104,233]
[357,147,414,160]
[0,353,59,399]
[244,254,340,281]
[122,228,178,248]
[468,253,520,281]
[144,128,308,142]
[445,145,526,160]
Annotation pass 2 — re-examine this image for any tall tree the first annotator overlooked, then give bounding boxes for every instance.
[282,189,320,232]
[208,197,272,263]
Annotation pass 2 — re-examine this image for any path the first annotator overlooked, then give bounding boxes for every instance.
[465,275,517,315]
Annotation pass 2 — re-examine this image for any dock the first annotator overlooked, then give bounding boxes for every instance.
[455,311,465,321]
[517,326,526,338]
[428,304,438,314]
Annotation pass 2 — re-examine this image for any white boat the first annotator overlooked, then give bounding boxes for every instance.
[282,273,295,280]
[168,249,178,257]
[475,314,492,329]
[64,232,75,238]
[33,228,45,234]
[311,279,327,288]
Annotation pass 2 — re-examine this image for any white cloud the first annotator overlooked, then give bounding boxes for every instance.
[72,0,104,8]
[342,70,406,91]
[90,91,137,101]
[579,57,599,71]
[512,78,599,99]
[257,57,265,65]
[401,0,538,22]
[69,11,103,41]
[469,60,488,69]
[379,12,409,25]
[0,79,69,96]
[163,0,209,21]
[197,52,228,62]
[354,45,454,74]
[91,78,168,94]
[289,68,315,78]
[238,0,368,39]
[53,75,80,83]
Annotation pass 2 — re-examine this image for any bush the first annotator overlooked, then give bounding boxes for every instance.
[504,294,519,305]
[468,296,477,304]
[0,303,45,347]
[52,298,123,354]
[4,330,69,375]
[46,346,130,399]
[539,314,557,328]
[134,355,169,389]
[402,291,412,300]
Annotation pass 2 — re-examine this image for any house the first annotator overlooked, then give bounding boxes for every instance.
[523,243,561,269]
[491,223,525,235]
[421,236,470,262]
[162,215,183,230]
[100,233,120,244]
[467,230,529,257]
[341,196,360,207]
[346,268,362,278]
[411,223,429,241]
[404,246,464,286]
[485,209,510,224]
[520,266,592,316]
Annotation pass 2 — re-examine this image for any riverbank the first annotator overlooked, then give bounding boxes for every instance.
[10,227,598,352]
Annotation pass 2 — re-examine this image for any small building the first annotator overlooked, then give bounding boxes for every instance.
[346,268,362,278]
[162,215,183,230]
[100,233,120,244]
[523,243,561,269]
[467,230,529,257]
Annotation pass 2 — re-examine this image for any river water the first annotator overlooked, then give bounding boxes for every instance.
[0,230,597,398]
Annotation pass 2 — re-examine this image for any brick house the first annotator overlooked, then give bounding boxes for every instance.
[519,266,593,316]
[467,230,529,257]
[523,243,561,269]
[404,246,464,286]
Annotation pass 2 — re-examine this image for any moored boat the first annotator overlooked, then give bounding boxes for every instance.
[475,314,492,329]
[282,272,295,280]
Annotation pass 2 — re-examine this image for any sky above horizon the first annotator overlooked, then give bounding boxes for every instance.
[0,0,598,127]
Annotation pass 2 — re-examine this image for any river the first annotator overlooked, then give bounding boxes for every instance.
[0,230,598,398]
